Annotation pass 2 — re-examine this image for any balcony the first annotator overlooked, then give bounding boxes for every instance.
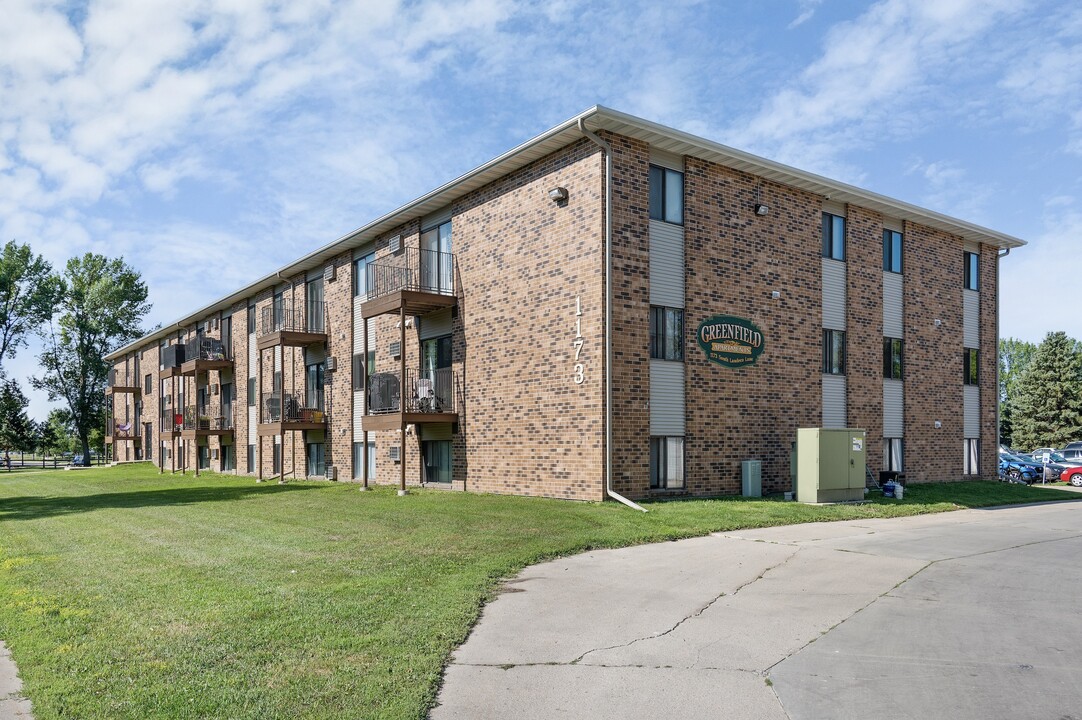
[361,248,457,319]
[180,337,233,375]
[362,368,458,431]
[106,370,141,395]
[258,300,328,351]
[257,390,328,435]
[183,402,235,435]
[105,419,141,445]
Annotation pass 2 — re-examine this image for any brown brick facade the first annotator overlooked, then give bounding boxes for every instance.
[107,121,1009,501]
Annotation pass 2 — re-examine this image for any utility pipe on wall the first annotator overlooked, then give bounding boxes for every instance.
[578,118,647,513]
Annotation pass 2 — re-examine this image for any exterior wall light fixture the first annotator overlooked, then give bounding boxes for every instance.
[754,203,770,215]
[548,187,569,203]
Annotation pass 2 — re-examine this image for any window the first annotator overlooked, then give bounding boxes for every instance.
[822,212,846,260]
[272,443,281,474]
[353,252,375,298]
[306,278,324,332]
[650,437,685,489]
[883,338,904,379]
[306,441,326,477]
[823,330,846,375]
[420,221,453,293]
[883,230,903,273]
[247,305,255,334]
[306,361,325,410]
[352,351,375,391]
[649,165,684,225]
[883,438,903,472]
[964,348,979,385]
[145,374,152,395]
[221,316,232,358]
[422,440,452,483]
[222,445,235,472]
[246,445,255,474]
[649,306,684,361]
[964,438,980,475]
[353,441,376,480]
[964,251,979,291]
[247,377,256,406]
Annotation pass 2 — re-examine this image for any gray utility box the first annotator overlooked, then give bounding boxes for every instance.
[795,428,866,503]
[741,460,762,497]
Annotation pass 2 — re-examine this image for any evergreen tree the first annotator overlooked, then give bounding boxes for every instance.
[0,377,36,452]
[1011,332,1082,450]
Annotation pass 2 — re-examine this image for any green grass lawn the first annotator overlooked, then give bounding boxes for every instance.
[1,466,1077,719]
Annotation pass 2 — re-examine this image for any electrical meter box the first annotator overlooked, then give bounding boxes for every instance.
[795,428,866,503]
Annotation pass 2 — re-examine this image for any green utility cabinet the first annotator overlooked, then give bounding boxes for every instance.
[795,428,866,503]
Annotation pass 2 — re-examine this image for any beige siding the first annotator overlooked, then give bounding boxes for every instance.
[964,385,980,437]
[883,379,904,437]
[649,220,685,309]
[649,360,685,436]
[883,272,904,338]
[822,374,847,428]
[963,289,980,348]
[823,258,846,330]
[420,308,453,340]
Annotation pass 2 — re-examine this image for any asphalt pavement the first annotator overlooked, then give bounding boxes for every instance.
[433,501,1082,719]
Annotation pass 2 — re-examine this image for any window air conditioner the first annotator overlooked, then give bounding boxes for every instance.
[326,465,337,480]
[324,264,336,282]
[325,357,337,371]
[389,446,401,461]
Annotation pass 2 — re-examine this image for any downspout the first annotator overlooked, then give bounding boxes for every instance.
[996,247,1011,453]
[578,118,647,513]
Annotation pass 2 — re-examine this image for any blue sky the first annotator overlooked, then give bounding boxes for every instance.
[2,0,1081,421]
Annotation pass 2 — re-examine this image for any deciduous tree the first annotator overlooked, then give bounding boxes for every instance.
[33,254,150,465]
[0,240,63,370]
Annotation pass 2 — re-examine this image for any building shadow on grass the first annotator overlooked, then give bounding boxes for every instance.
[0,483,317,521]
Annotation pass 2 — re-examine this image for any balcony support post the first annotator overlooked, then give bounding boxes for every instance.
[362,314,370,491]
[399,305,407,496]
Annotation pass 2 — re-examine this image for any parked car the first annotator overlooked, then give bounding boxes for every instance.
[1059,447,1082,463]
[999,453,1039,484]
[1062,465,1082,487]
[1016,453,1064,481]
[1029,447,1056,462]
[71,454,84,465]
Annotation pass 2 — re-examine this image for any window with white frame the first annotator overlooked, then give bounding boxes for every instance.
[649,165,684,225]
[650,437,685,489]
[964,438,980,475]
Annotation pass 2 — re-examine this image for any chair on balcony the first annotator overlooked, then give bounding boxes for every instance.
[116,422,132,436]
[264,397,281,423]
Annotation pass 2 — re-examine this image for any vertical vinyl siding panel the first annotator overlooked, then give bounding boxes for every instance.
[822,374,847,428]
[352,296,375,444]
[247,331,257,442]
[883,380,904,437]
[963,290,980,348]
[883,273,904,338]
[964,385,981,437]
[649,360,685,435]
[419,308,453,340]
[649,220,685,308]
[353,391,364,430]
[822,258,846,330]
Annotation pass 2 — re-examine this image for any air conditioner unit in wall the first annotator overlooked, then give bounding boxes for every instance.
[325,357,337,371]
[326,465,337,480]
[389,341,401,358]
[324,264,336,282]
[389,446,401,462]
[388,235,402,253]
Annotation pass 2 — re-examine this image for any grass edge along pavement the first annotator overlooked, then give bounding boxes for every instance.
[0,466,1078,720]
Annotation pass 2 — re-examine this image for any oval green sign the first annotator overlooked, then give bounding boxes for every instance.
[697,315,764,368]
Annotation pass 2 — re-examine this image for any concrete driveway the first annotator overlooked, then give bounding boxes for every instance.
[432,501,1082,719]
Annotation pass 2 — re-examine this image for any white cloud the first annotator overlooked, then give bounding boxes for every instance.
[788,0,823,29]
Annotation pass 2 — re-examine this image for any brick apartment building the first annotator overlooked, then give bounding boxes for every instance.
[104,106,1023,502]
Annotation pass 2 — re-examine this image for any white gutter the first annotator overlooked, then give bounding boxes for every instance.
[578,118,647,513]
[996,247,1011,452]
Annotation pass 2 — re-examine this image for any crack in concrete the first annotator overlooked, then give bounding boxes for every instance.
[568,547,802,666]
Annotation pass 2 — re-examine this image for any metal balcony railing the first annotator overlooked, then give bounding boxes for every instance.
[365,248,455,301]
[181,402,236,431]
[107,418,140,439]
[259,300,326,336]
[108,369,139,389]
[261,390,328,425]
[182,336,231,363]
[367,368,456,415]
